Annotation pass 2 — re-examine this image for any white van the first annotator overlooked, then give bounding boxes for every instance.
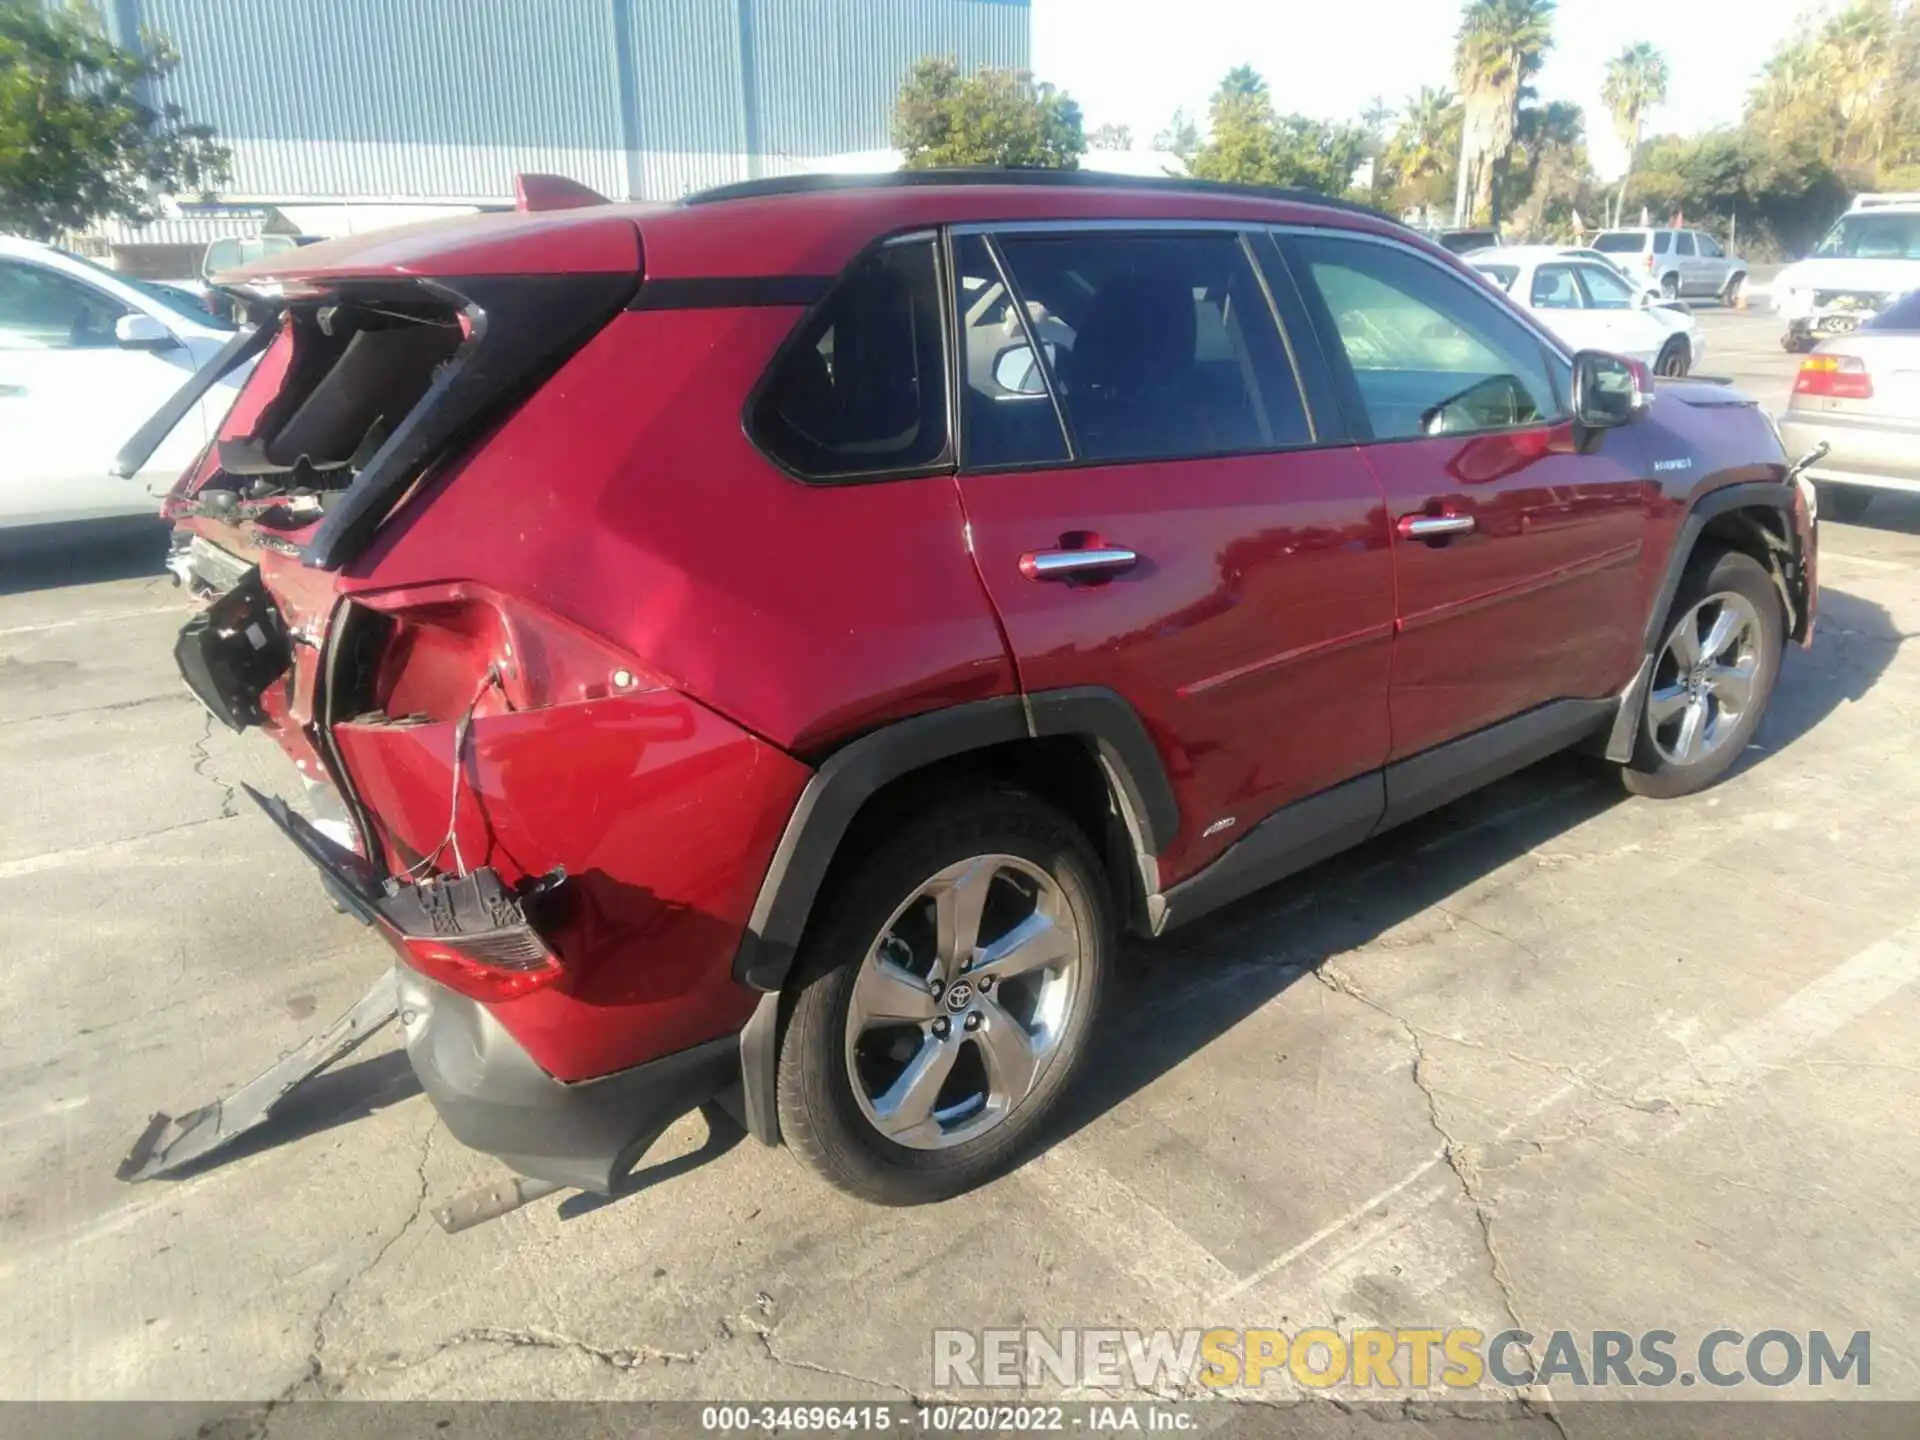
[1775,193,1920,352]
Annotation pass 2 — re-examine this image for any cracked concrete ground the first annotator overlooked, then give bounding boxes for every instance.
[3,315,1917,1422]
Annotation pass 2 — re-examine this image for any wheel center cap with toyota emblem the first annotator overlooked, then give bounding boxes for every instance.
[943,979,975,1013]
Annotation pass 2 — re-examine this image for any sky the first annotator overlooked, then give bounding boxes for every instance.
[1031,0,1820,180]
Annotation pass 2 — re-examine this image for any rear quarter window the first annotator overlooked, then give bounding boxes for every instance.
[749,239,952,481]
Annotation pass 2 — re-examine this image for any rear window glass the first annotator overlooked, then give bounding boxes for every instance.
[1865,290,1920,330]
[1436,231,1498,255]
[1593,233,1643,253]
[1474,265,1519,292]
[750,240,951,480]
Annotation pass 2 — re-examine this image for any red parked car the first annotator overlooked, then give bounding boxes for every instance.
[133,172,1816,1206]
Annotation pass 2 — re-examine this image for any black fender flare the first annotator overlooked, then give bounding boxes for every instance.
[1604,478,1808,762]
[731,686,1178,1144]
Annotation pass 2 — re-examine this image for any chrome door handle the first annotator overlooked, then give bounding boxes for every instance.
[1020,546,1139,581]
[1398,514,1475,540]
[0,384,26,398]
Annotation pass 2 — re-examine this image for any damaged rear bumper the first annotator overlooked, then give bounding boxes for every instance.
[246,784,744,1194]
[397,968,740,1193]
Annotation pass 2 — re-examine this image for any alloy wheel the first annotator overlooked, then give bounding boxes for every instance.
[1646,590,1763,767]
[843,854,1081,1150]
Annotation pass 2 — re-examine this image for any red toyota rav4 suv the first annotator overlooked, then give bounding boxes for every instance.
[132,172,1815,1206]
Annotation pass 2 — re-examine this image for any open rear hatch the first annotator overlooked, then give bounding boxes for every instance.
[135,218,641,738]
[120,221,646,1185]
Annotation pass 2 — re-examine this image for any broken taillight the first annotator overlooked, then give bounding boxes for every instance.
[386,867,569,1003]
[398,934,564,1002]
[1794,354,1874,400]
[343,586,663,724]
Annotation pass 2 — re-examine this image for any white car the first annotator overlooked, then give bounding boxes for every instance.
[0,236,243,532]
[1556,246,1664,304]
[1774,193,1920,352]
[1465,245,1703,376]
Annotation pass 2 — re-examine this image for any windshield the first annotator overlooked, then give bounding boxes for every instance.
[1593,233,1644,253]
[1812,212,1920,260]
[56,249,235,329]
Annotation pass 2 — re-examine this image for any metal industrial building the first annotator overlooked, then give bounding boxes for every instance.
[82,0,1029,266]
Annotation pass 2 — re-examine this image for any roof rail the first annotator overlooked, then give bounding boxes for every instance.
[1849,191,1920,212]
[680,167,1402,227]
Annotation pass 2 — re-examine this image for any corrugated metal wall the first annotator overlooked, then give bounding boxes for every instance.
[104,0,1028,203]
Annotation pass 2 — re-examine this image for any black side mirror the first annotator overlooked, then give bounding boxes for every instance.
[1571,350,1649,428]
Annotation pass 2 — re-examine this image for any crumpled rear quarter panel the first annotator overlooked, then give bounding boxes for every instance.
[332,690,808,1081]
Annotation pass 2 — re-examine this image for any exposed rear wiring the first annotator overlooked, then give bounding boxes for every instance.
[405,663,502,883]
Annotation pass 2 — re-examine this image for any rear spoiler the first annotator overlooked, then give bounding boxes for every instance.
[515,173,610,212]
[111,319,281,480]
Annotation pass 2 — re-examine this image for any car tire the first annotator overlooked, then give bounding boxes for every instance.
[1655,337,1691,377]
[1661,272,1681,300]
[1783,331,1816,354]
[1721,272,1746,308]
[775,788,1111,1205]
[1620,548,1783,800]
[1820,483,1873,523]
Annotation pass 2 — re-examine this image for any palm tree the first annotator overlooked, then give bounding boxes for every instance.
[1819,2,1894,167]
[1385,86,1458,217]
[1602,42,1669,228]
[1452,0,1557,226]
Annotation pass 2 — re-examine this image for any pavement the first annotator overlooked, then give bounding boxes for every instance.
[3,307,1918,1419]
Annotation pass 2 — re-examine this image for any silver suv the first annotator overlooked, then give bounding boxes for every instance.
[1592,227,1748,304]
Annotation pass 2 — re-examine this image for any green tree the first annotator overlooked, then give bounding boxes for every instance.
[1088,122,1133,151]
[1451,0,1557,226]
[1508,100,1593,238]
[1189,68,1367,195]
[1601,42,1669,227]
[1216,66,1269,104]
[1153,109,1203,161]
[0,0,229,241]
[892,57,1084,170]
[1747,0,1920,190]
[1383,85,1460,217]
[1359,95,1396,201]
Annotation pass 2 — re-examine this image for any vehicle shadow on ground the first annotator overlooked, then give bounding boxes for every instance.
[0,522,169,596]
[1834,492,1920,536]
[1047,582,1898,1150]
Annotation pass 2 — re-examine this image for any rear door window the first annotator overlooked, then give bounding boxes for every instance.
[985,230,1310,465]
[1653,232,1673,254]
[1673,232,1696,257]
[1530,264,1582,309]
[1285,232,1565,441]
[1574,263,1637,310]
[952,233,1070,468]
[750,239,951,480]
